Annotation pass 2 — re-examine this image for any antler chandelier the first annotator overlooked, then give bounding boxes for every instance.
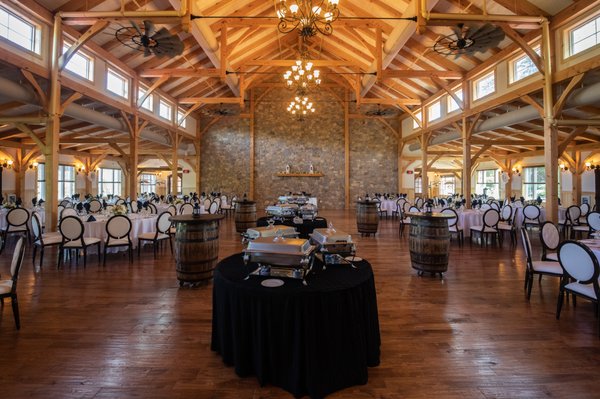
[287,96,316,118]
[283,54,321,93]
[276,0,341,38]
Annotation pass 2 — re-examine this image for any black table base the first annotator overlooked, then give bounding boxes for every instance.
[211,254,380,398]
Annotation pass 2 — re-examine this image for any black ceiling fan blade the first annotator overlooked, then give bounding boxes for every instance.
[468,24,497,40]
[143,20,155,37]
[450,24,464,39]
[130,20,142,36]
[150,27,172,41]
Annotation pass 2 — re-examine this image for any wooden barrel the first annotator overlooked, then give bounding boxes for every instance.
[407,213,451,274]
[356,201,379,236]
[170,215,224,285]
[235,201,256,233]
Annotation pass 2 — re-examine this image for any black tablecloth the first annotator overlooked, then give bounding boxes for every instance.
[256,216,328,239]
[211,254,380,398]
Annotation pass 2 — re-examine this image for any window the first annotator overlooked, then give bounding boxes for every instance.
[569,15,600,56]
[139,173,157,194]
[177,109,187,128]
[106,68,129,99]
[415,176,422,194]
[427,100,441,122]
[413,110,422,129]
[510,47,540,83]
[58,165,75,200]
[138,86,153,111]
[36,163,45,200]
[98,168,122,196]
[439,175,455,196]
[447,88,463,113]
[473,71,495,100]
[476,169,499,199]
[522,166,546,201]
[62,43,93,81]
[0,7,40,54]
[159,99,172,121]
[168,173,182,195]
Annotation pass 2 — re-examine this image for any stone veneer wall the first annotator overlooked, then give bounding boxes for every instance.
[200,117,250,196]
[199,88,399,209]
[349,118,398,207]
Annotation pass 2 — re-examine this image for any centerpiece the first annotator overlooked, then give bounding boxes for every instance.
[112,204,128,216]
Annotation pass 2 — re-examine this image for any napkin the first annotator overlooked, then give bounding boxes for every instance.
[87,215,96,222]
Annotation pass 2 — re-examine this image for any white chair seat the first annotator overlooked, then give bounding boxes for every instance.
[63,237,101,247]
[571,225,589,231]
[2,226,27,233]
[106,238,130,247]
[401,217,411,224]
[35,235,62,245]
[221,205,233,210]
[557,219,567,225]
[565,281,598,300]
[138,232,170,241]
[497,223,513,231]
[531,261,563,274]
[0,279,13,294]
[545,252,559,261]
[470,226,498,233]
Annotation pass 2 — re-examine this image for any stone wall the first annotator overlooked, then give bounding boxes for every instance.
[200,117,250,197]
[199,88,400,209]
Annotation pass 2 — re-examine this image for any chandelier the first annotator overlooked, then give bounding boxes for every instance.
[276,0,341,38]
[283,54,321,93]
[287,96,316,118]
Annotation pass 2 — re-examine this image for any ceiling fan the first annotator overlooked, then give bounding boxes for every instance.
[433,23,505,58]
[364,104,398,118]
[201,104,240,117]
[115,20,184,57]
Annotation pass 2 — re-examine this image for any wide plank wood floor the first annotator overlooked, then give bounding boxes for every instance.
[0,210,599,398]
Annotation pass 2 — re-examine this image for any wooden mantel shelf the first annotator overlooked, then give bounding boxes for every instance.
[276,172,324,177]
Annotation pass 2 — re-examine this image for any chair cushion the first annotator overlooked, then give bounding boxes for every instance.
[565,281,598,300]
[545,252,559,261]
[497,223,513,231]
[63,237,101,247]
[572,226,589,231]
[470,226,497,233]
[36,235,62,245]
[106,238,131,247]
[2,226,27,233]
[531,261,563,275]
[0,279,13,294]
[138,232,170,241]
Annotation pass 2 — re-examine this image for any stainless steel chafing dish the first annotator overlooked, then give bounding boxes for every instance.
[266,203,298,217]
[244,225,298,240]
[310,228,356,264]
[298,204,318,220]
[243,236,316,284]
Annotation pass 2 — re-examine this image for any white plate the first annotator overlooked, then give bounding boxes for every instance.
[344,256,362,262]
[261,278,284,288]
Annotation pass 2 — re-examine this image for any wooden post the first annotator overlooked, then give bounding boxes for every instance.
[129,121,139,200]
[420,132,429,198]
[249,89,255,200]
[344,90,350,209]
[398,137,405,195]
[462,117,472,209]
[195,121,201,194]
[542,19,558,222]
[45,15,62,231]
[573,150,582,206]
[171,131,179,195]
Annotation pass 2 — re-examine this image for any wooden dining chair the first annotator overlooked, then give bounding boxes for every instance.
[539,221,560,262]
[104,215,133,265]
[470,209,500,246]
[58,216,102,268]
[0,237,26,329]
[441,208,463,246]
[520,228,563,300]
[522,204,541,231]
[137,211,172,259]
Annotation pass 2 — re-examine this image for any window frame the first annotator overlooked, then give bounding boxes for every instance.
[36,162,45,200]
[62,41,94,81]
[509,45,541,84]
[0,6,42,55]
[414,176,422,194]
[567,14,600,58]
[427,100,441,123]
[439,175,455,196]
[159,99,173,121]
[177,108,187,128]
[522,165,546,201]
[98,167,122,197]
[57,165,76,200]
[412,110,422,130]
[472,71,496,101]
[139,173,157,194]
[138,85,154,112]
[106,67,130,99]
[447,88,463,113]
[475,169,500,198]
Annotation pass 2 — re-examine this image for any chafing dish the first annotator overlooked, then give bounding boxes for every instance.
[245,225,298,240]
[243,236,316,284]
[266,203,298,217]
[298,204,318,220]
[310,228,356,264]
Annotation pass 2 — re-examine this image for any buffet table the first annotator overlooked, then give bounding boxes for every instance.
[256,216,327,239]
[211,254,380,398]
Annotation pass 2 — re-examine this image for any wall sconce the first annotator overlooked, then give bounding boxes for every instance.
[585,161,599,170]
[1,159,13,169]
[29,161,39,170]
[512,167,521,176]
[77,165,86,174]
[559,163,569,172]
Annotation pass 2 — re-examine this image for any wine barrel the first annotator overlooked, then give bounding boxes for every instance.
[356,201,379,236]
[170,215,224,285]
[407,212,452,274]
[235,201,256,233]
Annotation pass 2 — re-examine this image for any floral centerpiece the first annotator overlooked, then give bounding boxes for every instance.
[2,201,15,209]
[112,204,128,216]
[174,198,184,205]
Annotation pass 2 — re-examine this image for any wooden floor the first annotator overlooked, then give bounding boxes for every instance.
[0,210,599,399]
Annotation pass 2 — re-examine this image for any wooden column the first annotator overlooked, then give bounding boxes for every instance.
[195,121,201,194]
[573,150,582,205]
[129,127,138,200]
[462,117,472,209]
[172,131,179,195]
[344,90,350,209]
[398,137,405,195]
[249,89,255,200]
[45,15,62,231]
[542,19,558,222]
[420,132,429,198]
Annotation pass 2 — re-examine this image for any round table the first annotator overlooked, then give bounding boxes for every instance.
[406,212,453,275]
[169,214,224,285]
[211,254,381,398]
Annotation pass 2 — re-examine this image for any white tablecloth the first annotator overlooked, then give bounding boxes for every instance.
[512,206,567,228]
[379,199,397,214]
[457,209,483,237]
[0,207,45,230]
[82,213,158,253]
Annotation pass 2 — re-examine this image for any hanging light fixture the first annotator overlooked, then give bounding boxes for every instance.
[276,0,341,38]
[287,96,316,118]
[283,53,321,93]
